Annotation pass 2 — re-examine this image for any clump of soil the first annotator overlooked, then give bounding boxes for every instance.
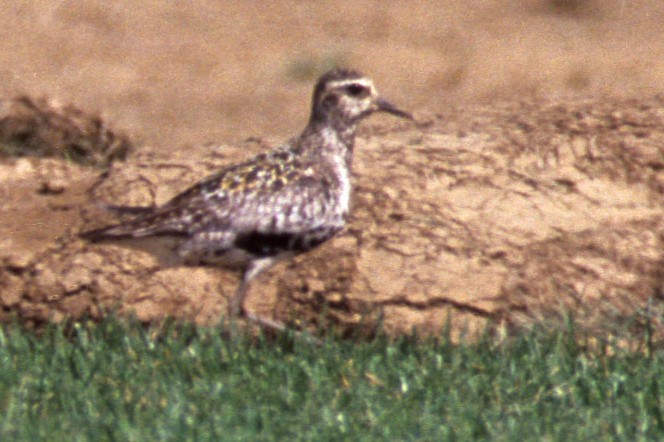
[0,95,133,167]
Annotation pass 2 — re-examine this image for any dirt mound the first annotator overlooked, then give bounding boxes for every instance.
[0,96,133,167]
[0,96,662,340]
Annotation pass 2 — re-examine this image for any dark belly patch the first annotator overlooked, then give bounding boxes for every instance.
[234,227,338,257]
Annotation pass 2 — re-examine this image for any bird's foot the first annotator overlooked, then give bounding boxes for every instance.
[243,311,322,346]
[228,302,245,318]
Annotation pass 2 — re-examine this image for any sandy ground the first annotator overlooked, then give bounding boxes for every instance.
[2,1,664,146]
[0,1,663,339]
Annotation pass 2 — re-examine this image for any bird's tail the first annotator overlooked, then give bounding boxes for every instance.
[79,224,140,241]
[79,203,158,241]
[95,202,155,216]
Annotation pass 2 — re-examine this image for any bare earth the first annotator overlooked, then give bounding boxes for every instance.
[0,1,663,340]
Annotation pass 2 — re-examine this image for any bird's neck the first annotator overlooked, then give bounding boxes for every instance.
[298,118,357,167]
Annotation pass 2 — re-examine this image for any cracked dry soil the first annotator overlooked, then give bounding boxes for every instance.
[1,96,662,340]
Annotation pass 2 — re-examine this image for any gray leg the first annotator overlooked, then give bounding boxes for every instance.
[228,257,275,317]
[227,257,322,345]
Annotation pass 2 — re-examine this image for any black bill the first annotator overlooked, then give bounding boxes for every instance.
[375,98,413,120]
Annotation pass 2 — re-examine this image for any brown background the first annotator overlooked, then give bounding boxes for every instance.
[1,1,663,147]
[0,1,663,340]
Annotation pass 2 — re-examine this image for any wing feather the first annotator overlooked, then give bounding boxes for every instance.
[82,151,343,242]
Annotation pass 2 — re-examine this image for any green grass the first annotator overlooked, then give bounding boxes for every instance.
[0,318,662,441]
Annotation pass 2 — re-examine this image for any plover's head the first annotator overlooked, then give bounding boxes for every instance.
[309,68,412,126]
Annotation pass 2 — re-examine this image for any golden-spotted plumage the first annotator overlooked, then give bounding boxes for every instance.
[81,68,411,335]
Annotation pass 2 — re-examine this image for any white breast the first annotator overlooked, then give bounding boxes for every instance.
[334,155,351,217]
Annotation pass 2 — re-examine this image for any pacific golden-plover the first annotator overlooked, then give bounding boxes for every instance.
[81,68,412,335]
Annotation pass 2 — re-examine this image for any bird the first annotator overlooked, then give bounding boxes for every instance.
[80,68,412,336]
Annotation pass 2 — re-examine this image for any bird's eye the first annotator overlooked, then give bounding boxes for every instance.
[345,84,368,97]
